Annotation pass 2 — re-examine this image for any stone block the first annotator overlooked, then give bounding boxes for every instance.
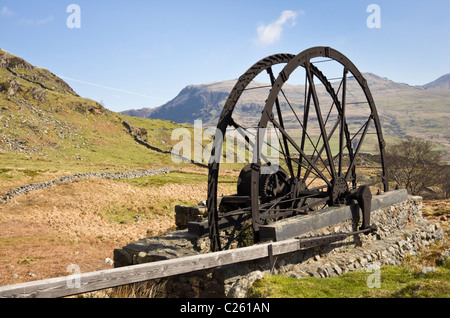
[175,205,207,229]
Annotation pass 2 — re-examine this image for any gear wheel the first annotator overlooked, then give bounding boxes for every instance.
[237,164,289,203]
[259,167,289,203]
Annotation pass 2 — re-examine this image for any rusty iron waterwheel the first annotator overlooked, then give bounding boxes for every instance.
[207,47,388,251]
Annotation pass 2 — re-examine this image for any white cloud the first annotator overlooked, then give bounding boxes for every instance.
[255,10,301,46]
[1,6,13,17]
[19,18,34,25]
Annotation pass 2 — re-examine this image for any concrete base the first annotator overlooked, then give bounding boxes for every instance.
[259,189,409,242]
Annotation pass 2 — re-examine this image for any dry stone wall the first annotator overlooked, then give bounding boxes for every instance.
[0,167,174,203]
[113,195,445,298]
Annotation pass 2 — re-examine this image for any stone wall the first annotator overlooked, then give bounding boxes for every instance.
[0,167,174,203]
[113,195,446,298]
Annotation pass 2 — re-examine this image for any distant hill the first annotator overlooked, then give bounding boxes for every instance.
[121,72,450,159]
[423,73,450,90]
[121,80,236,125]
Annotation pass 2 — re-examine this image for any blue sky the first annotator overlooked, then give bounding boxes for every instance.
[0,0,449,112]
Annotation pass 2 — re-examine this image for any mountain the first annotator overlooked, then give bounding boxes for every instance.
[0,48,186,172]
[122,80,236,125]
[423,73,450,90]
[122,72,450,126]
[121,72,450,159]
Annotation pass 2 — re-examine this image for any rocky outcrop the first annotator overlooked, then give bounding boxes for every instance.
[122,121,208,168]
[122,121,148,142]
[0,48,78,96]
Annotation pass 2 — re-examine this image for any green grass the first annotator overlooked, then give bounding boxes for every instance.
[102,202,155,224]
[248,264,450,298]
[121,171,208,188]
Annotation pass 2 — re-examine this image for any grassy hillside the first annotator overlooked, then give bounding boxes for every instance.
[249,261,450,298]
[0,49,198,193]
[365,74,450,157]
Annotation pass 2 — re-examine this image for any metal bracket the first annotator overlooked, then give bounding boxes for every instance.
[346,185,375,233]
[268,244,277,273]
[355,185,373,232]
[297,226,376,250]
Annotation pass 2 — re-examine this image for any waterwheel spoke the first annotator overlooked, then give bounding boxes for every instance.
[267,67,295,179]
[338,67,348,177]
[278,83,332,181]
[303,118,340,183]
[345,116,372,182]
[298,72,311,178]
[305,62,337,181]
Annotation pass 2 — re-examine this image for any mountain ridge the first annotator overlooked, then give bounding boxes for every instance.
[120,72,450,123]
[1,47,448,163]
[423,73,450,90]
[121,72,450,159]
[0,48,79,97]
[122,72,450,123]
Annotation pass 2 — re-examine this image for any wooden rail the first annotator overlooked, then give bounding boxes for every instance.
[0,238,302,298]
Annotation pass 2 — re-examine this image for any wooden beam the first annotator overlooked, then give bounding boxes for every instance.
[188,213,250,237]
[0,238,302,298]
[259,189,409,242]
